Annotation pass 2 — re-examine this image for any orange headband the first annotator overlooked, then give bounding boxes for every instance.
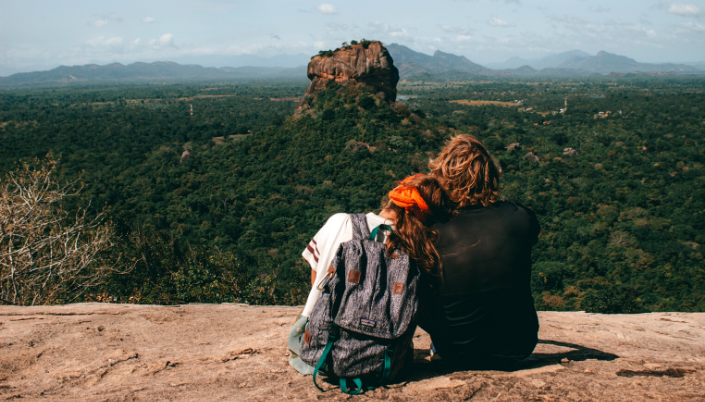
[388,174,433,221]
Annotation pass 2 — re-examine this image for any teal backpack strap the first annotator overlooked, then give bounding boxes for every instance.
[339,347,394,394]
[339,378,363,395]
[369,224,393,242]
[312,327,337,392]
[381,348,394,383]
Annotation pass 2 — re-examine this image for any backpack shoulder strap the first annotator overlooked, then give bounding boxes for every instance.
[349,213,371,240]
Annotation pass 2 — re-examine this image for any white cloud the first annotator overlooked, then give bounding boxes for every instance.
[89,13,121,27]
[668,3,702,16]
[683,21,705,31]
[143,17,155,23]
[86,36,123,47]
[488,17,515,27]
[456,35,473,42]
[367,22,411,40]
[325,22,357,33]
[316,4,338,15]
[626,25,657,38]
[226,43,264,55]
[439,25,472,35]
[148,33,176,48]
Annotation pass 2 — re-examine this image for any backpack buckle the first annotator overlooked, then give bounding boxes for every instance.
[317,266,336,290]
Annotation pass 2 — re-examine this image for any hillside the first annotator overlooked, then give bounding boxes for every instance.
[558,51,701,74]
[387,45,702,80]
[381,44,491,78]
[1,303,703,400]
[487,50,592,70]
[0,61,306,87]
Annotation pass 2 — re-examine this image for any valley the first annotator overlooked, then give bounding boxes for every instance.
[1,63,703,312]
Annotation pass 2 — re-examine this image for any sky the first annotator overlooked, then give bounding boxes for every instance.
[1,0,704,75]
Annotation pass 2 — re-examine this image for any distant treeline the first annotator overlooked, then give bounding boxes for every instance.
[0,77,703,312]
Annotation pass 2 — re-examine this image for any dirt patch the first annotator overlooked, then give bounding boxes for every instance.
[449,99,520,107]
[269,97,301,102]
[176,94,237,101]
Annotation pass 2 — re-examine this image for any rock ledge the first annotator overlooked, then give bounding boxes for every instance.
[1,304,703,401]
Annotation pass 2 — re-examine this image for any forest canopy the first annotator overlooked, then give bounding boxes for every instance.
[0,76,703,312]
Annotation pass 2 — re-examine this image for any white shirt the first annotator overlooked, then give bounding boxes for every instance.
[300,212,394,317]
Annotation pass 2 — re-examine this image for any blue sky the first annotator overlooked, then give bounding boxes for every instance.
[1,0,704,75]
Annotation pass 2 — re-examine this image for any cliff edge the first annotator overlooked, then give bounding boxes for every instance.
[1,304,703,401]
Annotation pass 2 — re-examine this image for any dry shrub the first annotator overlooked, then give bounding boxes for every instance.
[563,286,584,298]
[542,292,567,308]
[0,158,125,305]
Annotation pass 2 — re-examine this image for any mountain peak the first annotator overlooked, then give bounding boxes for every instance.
[297,41,399,112]
[385,46,488,78]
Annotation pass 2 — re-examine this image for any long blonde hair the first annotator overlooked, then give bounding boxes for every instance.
[429,134,500,208]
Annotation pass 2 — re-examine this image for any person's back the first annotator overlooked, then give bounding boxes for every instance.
[422,134,541,368]
[423,201,540,366]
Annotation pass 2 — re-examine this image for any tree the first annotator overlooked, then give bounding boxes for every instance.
[0,158,121,305]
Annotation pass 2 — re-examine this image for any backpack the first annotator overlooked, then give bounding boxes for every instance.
[299,214,420,394]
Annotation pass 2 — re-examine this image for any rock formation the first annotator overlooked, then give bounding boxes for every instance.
[563,147,579,156]
[524,151,540,163]
[299,41,399,110]
[180,150,191,163]
[1,303,703,401]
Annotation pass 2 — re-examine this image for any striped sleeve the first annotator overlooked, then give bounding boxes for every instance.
[301,213,350,273]
[303,238,321,265]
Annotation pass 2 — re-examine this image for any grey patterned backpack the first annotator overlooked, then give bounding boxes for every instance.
[299,214,420,394]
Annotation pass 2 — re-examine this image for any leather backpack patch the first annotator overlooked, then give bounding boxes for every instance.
[304,328,312,345]
[348,270,361,283]
[393,282,404,295]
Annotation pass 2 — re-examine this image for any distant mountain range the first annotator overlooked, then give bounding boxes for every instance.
[485,50,592,70]
[385,43,492,77]
[556,51,701,74]
[386,44,703,79]
[1,45,703,87]
[0,61,306,87]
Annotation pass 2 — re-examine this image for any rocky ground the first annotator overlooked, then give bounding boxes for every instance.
[1,303,703,401]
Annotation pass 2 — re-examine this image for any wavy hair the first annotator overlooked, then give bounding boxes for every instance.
[428,134,500,208]
[384,175,454,286]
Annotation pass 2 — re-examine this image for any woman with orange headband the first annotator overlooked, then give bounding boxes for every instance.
[288,174,454,375]
[383,174,455,284]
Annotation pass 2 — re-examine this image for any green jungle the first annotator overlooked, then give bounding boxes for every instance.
[1,75,704,312]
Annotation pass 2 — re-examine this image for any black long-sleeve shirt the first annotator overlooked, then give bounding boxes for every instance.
[420,201,541,363]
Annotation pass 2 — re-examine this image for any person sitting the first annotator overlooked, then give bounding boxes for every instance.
[288,174,454,375]
[420,134,542,369]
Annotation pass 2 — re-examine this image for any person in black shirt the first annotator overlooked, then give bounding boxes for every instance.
[420,134,541,368]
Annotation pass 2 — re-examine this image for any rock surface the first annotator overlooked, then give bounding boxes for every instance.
[301,42,399,106]
[1,303,703,401]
